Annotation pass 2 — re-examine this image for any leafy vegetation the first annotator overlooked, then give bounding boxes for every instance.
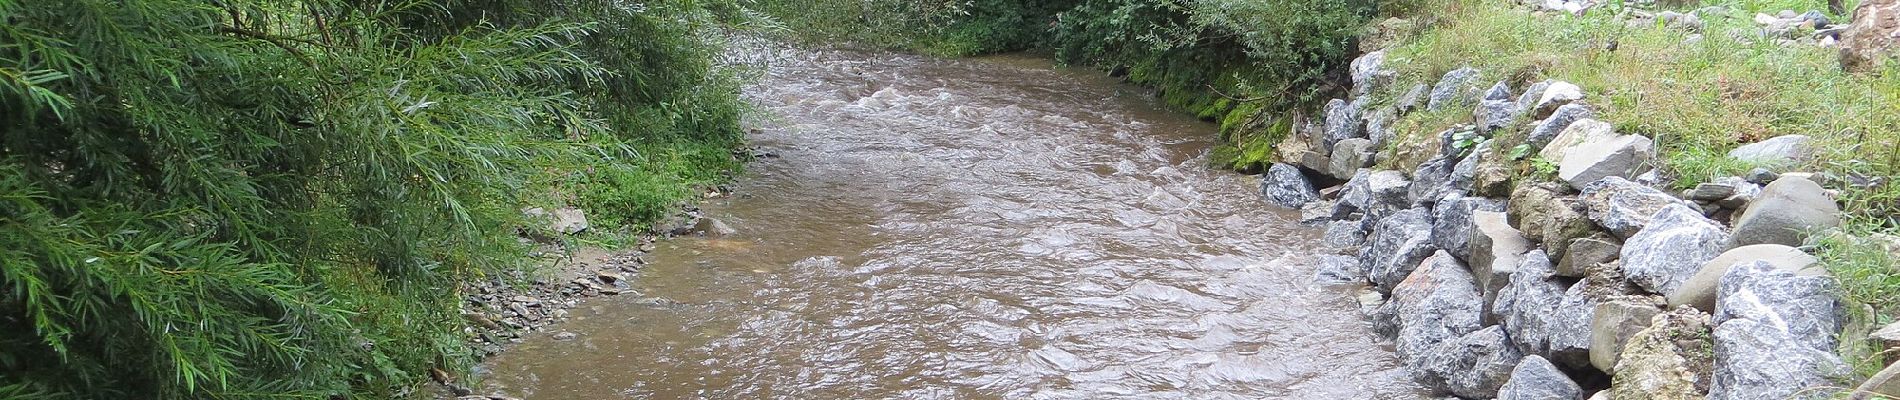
[0,0,754,397]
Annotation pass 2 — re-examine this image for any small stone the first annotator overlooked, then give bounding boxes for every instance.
[1745,168,1780,184]
[1558,135,1656,191]
[689,216,737,236]
[1351,50,1396,96]
[1397,83,1431,114]
[1531,81,1584,119]
[1475,99,1520,135]
[1688,182,1738,201]
[1322,218,1370,252]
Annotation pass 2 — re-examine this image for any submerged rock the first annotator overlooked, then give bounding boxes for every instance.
[1260,163,1321,209]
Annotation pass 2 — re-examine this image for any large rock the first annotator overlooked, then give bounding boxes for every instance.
[1590,297,1665,374]
[1839,0,1900,73]
[1362,208,1440,290]
[1610,308,1715,400]
[1409,157,1458,207]
[1449,141,1489,192]
[1515,80,1553,112]
[1525,104,1596,152]
[1729,177,1842,248]
[1428,67,1484,111]
[1539,118,1618,163]
[1558,134,1656,190]
[1366,107,1399,149]
[1434,195,1506,261]
[1390,251,1485,363]
[1324,98,1365,150]
[1727,135,1814,167]
[1397,83,1431,114]
[1475,99,1520,135]
[1557,235,1620,278]
[1414,326,1524,398]
[1350,50,1396,96]
[1330,138,1377,179]
[1351,170,1412,218]
[1510,183,1599,259]
[1620,204,1730,295]
[1709,261,1847,400]
[1582,176,1693,238]
[1313,254,1367,285]
[1667,244,1824,312]
[1322,218,1370,252]
[1469,210,1530,323]
[1496,250,1595,368]
[1261,163,1321,209]
[1497,356,1584,400]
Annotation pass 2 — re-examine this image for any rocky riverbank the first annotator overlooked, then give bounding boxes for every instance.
[1264,2,1900,399]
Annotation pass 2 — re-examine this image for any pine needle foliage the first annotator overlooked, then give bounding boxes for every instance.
[0,0,754,397]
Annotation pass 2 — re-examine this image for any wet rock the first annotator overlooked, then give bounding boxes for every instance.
[1313,254,1367,285]
[1415,325,1524,398]
[1434,195,1506,261]
[1530,81,1584,119]
[686,216,736,236]
[1610,308,1715,400]
[1497,355,1584,400]
[1330,138,1377,179]
[1362,208,1439,290]
[1260,163,1321,209]
[1324,99,1365,151]
[1322,218,1370,252]
[1350,50,1396,96]
[1558,134,1656,191]
[1409,157,1458,207]
[1590,297,1665,373]
[1556,235,1620,278]
[1470,210,1529,323]
[1538,118,1618,164]
[1729,177,1841,248]
[1510,183,1599,259]
[1667,244,1823,313]
[1428,67,1484,111]
[551,331,577,341]
[1300,200,1344,224]
[1620,204,1730,295]
[1838,0,1900,73]
[1583,176,1693,238]
[1526,104,1596,152]
[1728,135,1814,167]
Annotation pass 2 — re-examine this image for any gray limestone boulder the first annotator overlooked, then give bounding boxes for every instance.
[1530,81,1585,119]
[1497,356,1584,400]
[1714,261,1843,354]
[1391,251,1485,362]
[1324,98,1365,151]
[1350,50,1396,96]
[1538,118,1618,164]
[1414,326,1524,398]
[1727,134,1814,167]
[1470,211,1531,324]
[1409,157,1458,207]
[1428,67,1484,111]
[1583,176,1694,238]
[1620,204,1730,295]
[1366,107,1399,149]
[1515,80,1553,113]
[1331,138,1377,179]
[1358,170,1413,218]
[1434,195,1507,261]
[1729,177,1841,248]
[1667,244,1823,313]
[1496,250,1594,368]
[1313,254,1367,286]
[1362,208,1440,290]
[1558,134,1656,191]
[1708,260,1847,400]
[1557,235,1620,278]
[1449,141,1489,192]
[1299,199,1350,224]
[1610,308,1716,400]
[1476,99,1520,135]
[1525,104,1596,152]
[1322,218,1370,253]
[1482,81,1513,101]
[1260,163,1321,209]
[1590,297,1665,374]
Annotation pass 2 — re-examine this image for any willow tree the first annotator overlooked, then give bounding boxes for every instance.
[0,0,751,398]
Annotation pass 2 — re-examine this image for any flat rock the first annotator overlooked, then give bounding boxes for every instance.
[1435,196,1507,261]
[1727,135,1813,167]
[1556,236,1620,278]
[1620,204,1730,295]
[1362,208,1440,290]
[1469,210,1530,323]
[1667,244,1823,312]
[1729,177,1841,248]
[1583,176,1692,238]
[1260,163,1321,209]
[1539,118,1618,164]
[1558,134,1655,191]
[1330,138,1377,179]
[1526,104,1595,152]
[1531,81,1585,119]
[1497,355,1584,400]
[1591,297,1665,373]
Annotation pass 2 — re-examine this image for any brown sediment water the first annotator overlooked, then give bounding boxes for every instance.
[475,48,1426,399]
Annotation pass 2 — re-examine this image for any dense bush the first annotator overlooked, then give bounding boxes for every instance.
[0,0,752,397]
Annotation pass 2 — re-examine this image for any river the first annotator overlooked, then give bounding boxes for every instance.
[475,48,1425,399]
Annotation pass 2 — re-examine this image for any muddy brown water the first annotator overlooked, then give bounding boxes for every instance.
[477,49,1425,399]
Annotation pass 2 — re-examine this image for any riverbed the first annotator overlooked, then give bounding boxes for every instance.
[475,49,1424,399]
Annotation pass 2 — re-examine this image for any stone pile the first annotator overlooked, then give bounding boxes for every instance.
[1280,49,1857,399]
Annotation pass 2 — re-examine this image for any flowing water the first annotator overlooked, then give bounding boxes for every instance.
[477,49,1425,399]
